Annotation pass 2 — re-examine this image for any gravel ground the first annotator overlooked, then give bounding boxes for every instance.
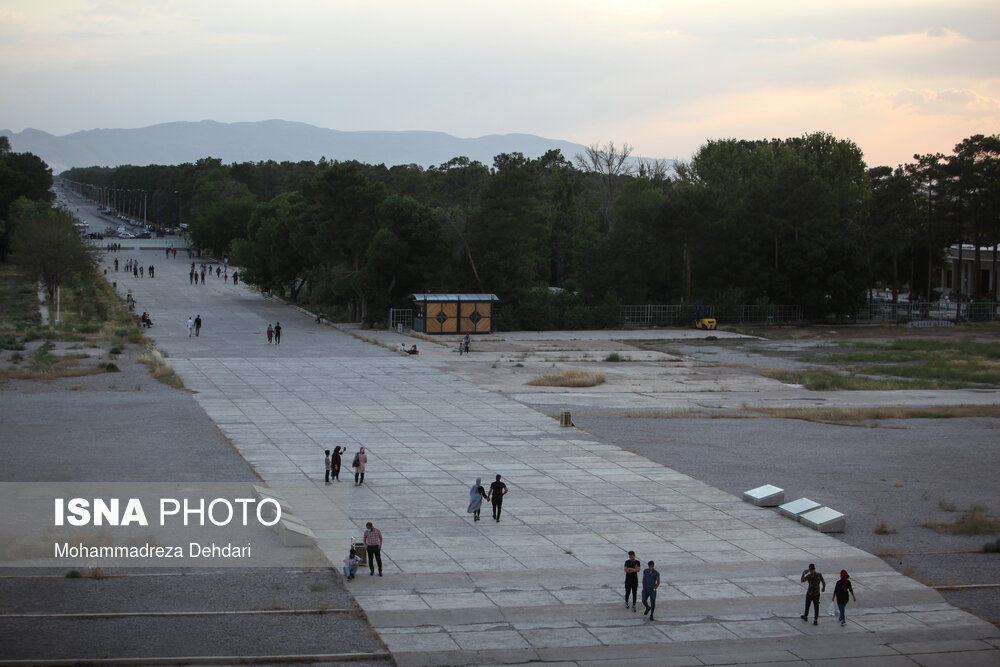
[0,345,390,664]
[569,410,1000,627]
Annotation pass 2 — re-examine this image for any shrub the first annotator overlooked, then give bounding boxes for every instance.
[528,368,605,387]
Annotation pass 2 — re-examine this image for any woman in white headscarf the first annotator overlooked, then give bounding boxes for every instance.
[467,477,487,521]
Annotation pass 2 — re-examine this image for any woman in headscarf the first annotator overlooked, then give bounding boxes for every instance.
[832,569,857,626]
[353,446,367,486]
[331,446,342,482]
[467,477,487,521]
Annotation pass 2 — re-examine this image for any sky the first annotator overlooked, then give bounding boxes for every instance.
[1,0,997,168]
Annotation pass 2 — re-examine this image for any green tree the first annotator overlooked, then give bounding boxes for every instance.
[10,199,94,301]
[231,191,307,296]
[0,137,53,262]
[465,153,549,302]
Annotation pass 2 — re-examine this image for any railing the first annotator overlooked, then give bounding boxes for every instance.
[389,308,413,331]
[855,301,1000,323]
[620,304,715,327]
[737,304,803,325]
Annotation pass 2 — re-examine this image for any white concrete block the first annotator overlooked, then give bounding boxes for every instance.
[799,507,846,533]
[742,484,785,507]
[278,518,317,547]
[778,497,821,519]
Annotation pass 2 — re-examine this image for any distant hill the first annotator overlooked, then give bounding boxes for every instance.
[0,120,593,174]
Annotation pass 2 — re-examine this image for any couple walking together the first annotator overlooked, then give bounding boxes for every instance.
[801,563,857,626]
[624,551,660,621]
[467,475,508,522]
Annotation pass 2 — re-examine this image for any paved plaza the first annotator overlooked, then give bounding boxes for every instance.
[90,232,1000,666]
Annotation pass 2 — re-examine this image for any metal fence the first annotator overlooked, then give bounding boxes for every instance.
[855,301,1000,323]
[736,304,804,325]
[388,308,412,331]
[621,304,716,327]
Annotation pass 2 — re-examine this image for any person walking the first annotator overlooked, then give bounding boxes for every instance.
[343,547,361,580]
[641,560,660,621]
[624,550,641,612]
[363,522,383,576]
[352,447,367,485]
[274,322,282,344]
[832,569,856,626]
[331,446,342,482]
[194,315,202,337]
[148,265,154,278]
[800,563,826,625]
[186,316,194,337]
[233,270,239,285]
[266,323,274,344]
[487,474,508,522]
[325,450,332,484]
[467,477,487,521]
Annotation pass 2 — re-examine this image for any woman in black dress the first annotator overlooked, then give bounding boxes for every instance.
[331,446,342,482]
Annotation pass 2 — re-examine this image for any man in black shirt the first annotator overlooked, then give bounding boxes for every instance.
[487,474,508,522]
[624,551,641,611]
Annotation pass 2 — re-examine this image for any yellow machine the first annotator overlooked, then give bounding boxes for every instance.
[694,318,717,330]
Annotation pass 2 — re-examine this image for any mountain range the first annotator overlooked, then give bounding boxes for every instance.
[1,120,593,174]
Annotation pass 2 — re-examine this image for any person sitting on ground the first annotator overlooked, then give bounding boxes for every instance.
[398,343,407,353]
[343,548,361,580]
[407,345,419,355]
[315,312,326,324]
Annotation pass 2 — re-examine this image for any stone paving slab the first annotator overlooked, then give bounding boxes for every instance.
[102,242,1000,666]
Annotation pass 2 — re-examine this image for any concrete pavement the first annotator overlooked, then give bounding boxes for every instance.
[94,235,1000,666]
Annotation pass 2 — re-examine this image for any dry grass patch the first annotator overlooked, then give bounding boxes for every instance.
[619,407,703,419]
[140,345,185,389]
[0,341,110,381]
[925,504,1000,536]
[753,404,1000,424]
[528,368,605,387]
[874,521,898,535]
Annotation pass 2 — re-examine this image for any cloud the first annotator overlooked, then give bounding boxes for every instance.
[888,89,1000,114]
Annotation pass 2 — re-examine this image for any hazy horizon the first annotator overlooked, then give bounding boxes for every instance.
[1,1,998,167]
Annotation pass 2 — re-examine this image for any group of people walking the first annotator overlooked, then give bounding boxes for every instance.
[113,257,153,279]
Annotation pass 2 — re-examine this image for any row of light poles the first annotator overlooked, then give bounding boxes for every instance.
[60,179,148,226]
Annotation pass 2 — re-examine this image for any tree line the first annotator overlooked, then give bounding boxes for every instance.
[53,132,1000,328]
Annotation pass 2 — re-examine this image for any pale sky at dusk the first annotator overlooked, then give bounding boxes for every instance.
[1,0,997,167]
